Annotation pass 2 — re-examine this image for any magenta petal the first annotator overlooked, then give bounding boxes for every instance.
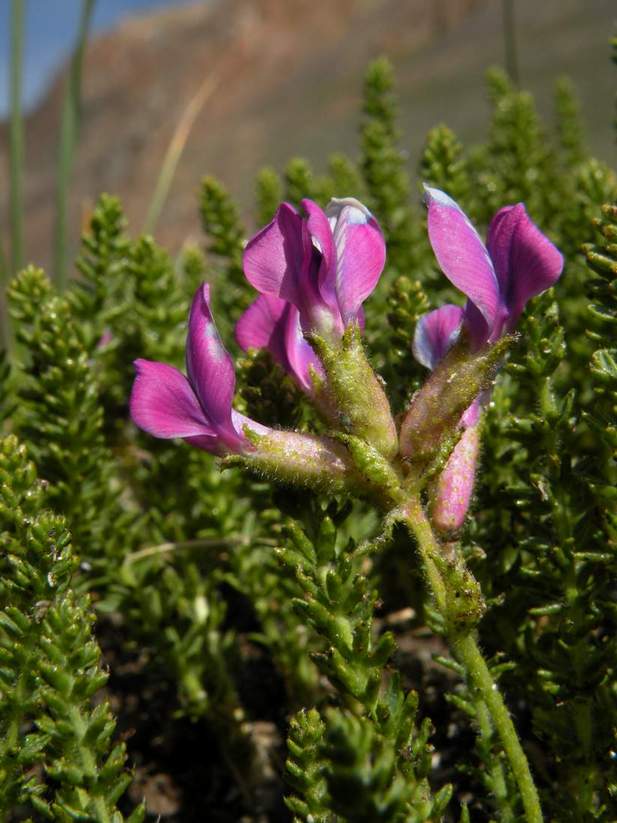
[302,198,335,287]
[186,283,240,444]
[232,410,271,438]
[236,294,288,365]
[326,198,386,324]
[461,395,483,428]
[463,299,494,350]
[236,295,322,394]
[487,204,564,329]
[413,304,464,370]
[356,305,366,332]
[183,434,226,454]
[130,359,215,439]
[282,303,324,393]
[424,186,506,344]
[243,202,304,305]
[186,412,269,455]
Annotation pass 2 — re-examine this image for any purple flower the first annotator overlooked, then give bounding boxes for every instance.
[242,197,386,341]
[235,293,324,394]
[411,303,484,532]
[130,283,267,455]
[420,185,564,352]
[411,188,563,530]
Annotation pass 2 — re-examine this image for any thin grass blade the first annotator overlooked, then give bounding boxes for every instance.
[9,0,25,276]
[143,71,221,235]
[53,0,96,290]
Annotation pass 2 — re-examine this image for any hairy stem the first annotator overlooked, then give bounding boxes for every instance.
[475,698,515,822]
[403,496,543,823]
[402,496,447,613]
[453,634,541,822]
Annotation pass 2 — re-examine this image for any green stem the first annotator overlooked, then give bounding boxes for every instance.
[53,0,96,290]
[404,496,543,823]
[453,634,542,822]
[9,0,25,275]
[475,684,515,822]
[402,496,447,613]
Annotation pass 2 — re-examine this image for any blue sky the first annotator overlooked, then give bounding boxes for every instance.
[0,0,197,117]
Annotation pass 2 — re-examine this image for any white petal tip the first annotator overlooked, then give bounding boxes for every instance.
[422,185,458,208]
[326,197,373,224]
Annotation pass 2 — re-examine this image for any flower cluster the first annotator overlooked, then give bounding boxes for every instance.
[130,188,563,531]
[411,186,563,530]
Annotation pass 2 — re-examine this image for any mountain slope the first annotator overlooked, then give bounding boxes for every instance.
[0,0,614,271]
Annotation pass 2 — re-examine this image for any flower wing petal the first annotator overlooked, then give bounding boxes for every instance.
[487,204,564,328]
[130,359,215,439]
[424,185,504,344]
[282,303,324,393]
[186,284,243,449]
[235,294,288,365]
[303,198,335,280]
[243,202,304,305]
[326,197,386,324]
[413,304,464,370]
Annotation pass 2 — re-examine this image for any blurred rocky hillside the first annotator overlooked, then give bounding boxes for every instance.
[0,0,615,270]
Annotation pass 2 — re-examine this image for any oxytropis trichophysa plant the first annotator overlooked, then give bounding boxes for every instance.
[130,189,563,822]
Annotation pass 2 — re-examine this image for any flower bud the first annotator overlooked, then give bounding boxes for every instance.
[430,422,480,533]
[399,334,511,467]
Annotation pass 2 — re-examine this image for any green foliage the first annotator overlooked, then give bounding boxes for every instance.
[0,348,13,424]
[2,46,617,823]
[0,434,143,820]
[471,286,617,818]
[285,709,334,823]
[327,153,365,200]
[119,546,239,717]
[554,76,586,167]
[284,157,332,207]
[236,348,307,429]
[8,266,132,575]
[358,57,433,396]
[437,654,519,820]
[613,34,617,136]
[256,165,284,225]
[419,125,470,206]
[100,234,188,430]
[360,58,418,278]
[383,276,431,408]
[471,68,553,223]
[583,203,617,535]
[199,175,251,335]
[178,242,208,296]
[323,706,449,823]
[279,508,450,821]
[71,193,130,350]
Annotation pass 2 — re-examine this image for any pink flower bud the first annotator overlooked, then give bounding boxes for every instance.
[430,421,480,533]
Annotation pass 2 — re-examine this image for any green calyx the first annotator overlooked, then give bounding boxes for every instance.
[309,324,399,460]
[334,433,403,509]
[434,548,486,634]
[224,427,369,498]
[399,334,514,467]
